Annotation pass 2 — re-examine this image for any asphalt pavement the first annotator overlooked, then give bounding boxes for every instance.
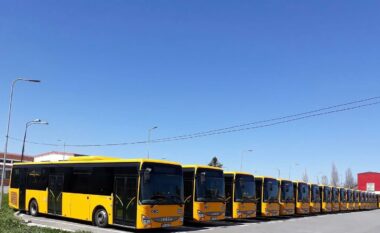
[17,209,380,233]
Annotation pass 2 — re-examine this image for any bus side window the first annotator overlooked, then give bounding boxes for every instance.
[26,168,48,190]
[10,168,20,188]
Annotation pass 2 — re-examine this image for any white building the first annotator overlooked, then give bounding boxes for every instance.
[34,151,87,162]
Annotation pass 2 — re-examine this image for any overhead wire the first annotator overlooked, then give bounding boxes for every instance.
[8,96,380,147]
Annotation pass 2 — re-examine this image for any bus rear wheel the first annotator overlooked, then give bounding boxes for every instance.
[93,208,108,228]
[29,200,39,217]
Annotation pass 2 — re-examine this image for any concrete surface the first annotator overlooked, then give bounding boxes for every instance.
[16,210,380,233]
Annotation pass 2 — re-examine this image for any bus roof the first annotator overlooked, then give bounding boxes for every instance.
[255,176,277,180]
[293,181,308,184]
[13,156,181,166]
[182,165,223,170]
[278,178,292,182]
[224,171,254,176]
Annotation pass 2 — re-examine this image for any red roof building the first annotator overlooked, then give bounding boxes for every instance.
[358,172,380,194]
[0,152,34,188]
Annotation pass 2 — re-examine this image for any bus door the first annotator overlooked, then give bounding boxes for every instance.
[48,175,64,215]
[224,176,233,217]
[18,168,27,210]
[255,179,263,214]
[113,176,137,226]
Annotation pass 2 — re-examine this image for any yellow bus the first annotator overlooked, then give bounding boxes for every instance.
[331,187,339,212]
[346,189,354,211]
[255,176,280,217]
[293,181,310,214]
[224,172,256,219]
[370,193,376,209]
[279,179,295,216]
[321,186,332,213]
[377,194,380,209]
[339,188,347,211]
[183,165,225,222]
[309,184,321,213]
[8,156,184,230]
[359,191,366,210]
[353,190,360,210]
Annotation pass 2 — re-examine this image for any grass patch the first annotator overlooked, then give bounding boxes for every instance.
[0,194,88,233]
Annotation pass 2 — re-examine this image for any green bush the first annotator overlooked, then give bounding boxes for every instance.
[0,194,88,233]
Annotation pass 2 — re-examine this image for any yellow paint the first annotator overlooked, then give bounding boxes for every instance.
[191,201,225,222]
[136,204,184,229]
[232,202,256,219]
[346,202,354,211]
[339,202,347,211]
[261,202,280,217]
[309,202,321,213]
[332,202,340,212]
[280,202,295,215]
[322,202,331,212]
[61,193,109,222]
[25,189,48,214]
[296,202,310,214]
[8,188,19,209]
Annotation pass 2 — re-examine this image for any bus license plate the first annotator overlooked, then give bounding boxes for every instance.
[162,223,171,228]
[211,217,217,221]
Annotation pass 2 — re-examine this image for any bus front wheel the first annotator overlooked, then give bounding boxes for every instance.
[93,208,108,228]
[29,200,39,217]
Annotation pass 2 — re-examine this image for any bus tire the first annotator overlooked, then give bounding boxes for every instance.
[93,207,108,228]
[29,199,39,217]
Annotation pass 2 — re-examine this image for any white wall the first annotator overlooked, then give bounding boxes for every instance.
[34,153,73,162]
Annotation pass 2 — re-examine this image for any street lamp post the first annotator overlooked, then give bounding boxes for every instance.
[288,163,299,180]
[240,149,253,171]
[21,119,48,162]
[57,139,66,160]
[276,168,281,178]
[0,78,41,209]
[147,126,158,159]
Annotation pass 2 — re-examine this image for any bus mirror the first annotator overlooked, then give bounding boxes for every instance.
[200,172,206,183]
[143,168,152,183]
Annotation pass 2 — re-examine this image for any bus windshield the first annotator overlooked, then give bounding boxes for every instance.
[311,185,321,202]
[196,169,225,202]
[354,191,359,202]
[263,178,279,203]
[281,181,294,203]
[332,188,339,203]
[234,175,256,203]
[140,163,183,205]
[324,187,331,202]
[347,190,353,202]
[298,183,310,202]
[340,189,346,202]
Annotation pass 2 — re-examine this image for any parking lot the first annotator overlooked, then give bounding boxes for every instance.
[17,209,380,233]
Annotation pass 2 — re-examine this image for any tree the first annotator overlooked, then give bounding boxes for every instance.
[331,163,339,186]
[321,175,329,185]
[344,168,355,189]
[302,169,309,183]
[208,156,223,168]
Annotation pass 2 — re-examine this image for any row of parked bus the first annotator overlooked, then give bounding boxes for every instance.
[8,157,380,230]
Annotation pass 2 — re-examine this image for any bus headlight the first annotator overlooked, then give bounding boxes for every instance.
[142,215,152,225]
[197,210,205,218]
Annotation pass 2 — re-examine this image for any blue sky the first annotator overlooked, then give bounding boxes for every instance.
[1,1,379,183]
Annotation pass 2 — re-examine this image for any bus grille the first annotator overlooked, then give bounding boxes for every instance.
[152,216,180,223]
[205,212,223,216]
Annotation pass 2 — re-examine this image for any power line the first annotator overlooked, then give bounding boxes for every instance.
[153,96,380,141]
[8,96,380,147]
